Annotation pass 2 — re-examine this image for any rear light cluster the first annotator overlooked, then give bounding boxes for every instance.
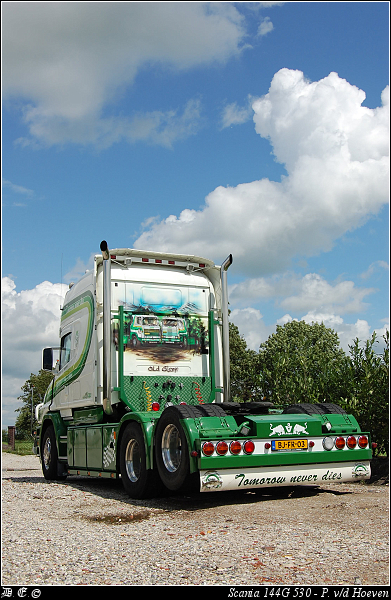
[323,435,369,451]
[202,440,255,457]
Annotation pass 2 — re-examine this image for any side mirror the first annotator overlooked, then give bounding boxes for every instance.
[43,348,53,371]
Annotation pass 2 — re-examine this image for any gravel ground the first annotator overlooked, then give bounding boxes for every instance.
[2,452,389,587]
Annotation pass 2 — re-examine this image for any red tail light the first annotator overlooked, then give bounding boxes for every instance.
[243,440,255,455]
[347,436,357,449]
[358,435,369,449]
[216,441,228,456]
[230,441,242,455]
[152,402,160,411]
[202,442,214,456]
[335,437,345,449]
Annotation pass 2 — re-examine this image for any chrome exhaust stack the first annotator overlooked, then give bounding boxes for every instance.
[100,240,113,416]
[221,254,233,403]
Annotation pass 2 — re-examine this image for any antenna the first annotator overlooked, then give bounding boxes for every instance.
[60,253,63,311]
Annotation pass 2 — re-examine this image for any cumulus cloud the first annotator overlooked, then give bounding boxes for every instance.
[229,270,382,352]
[3,3,246,147]
[230,307,388,354]
[2,277,67,425]
[220,96,254,129]
[230,272,376,315]
[135,69,389,276]
[360,260,389,280]
[258,17,274,36]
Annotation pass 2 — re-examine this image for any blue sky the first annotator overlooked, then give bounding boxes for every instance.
[2,2,389,427]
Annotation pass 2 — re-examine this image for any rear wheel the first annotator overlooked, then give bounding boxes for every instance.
[120,422,162,499]
[282,402,347,415]
[194,404,227,417]
[154,406,197,492]
[319,403,347,415]
[41,425,67,481]
[282,403,325,415]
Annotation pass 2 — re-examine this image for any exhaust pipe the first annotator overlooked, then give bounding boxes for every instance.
[221,254,233,403]
[100,240,113,416]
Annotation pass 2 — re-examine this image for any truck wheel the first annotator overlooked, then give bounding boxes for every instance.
[131,336,139,348]
[318,403,347,415]
[282,403,325,415]
[120,422,161,499]
[194,404,227,417]
[154,406,195,492]
[41,425,66,481]
[283,403,347,415]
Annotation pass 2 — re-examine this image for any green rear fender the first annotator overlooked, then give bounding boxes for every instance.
[118,413,158,471]
[40,413,67,456]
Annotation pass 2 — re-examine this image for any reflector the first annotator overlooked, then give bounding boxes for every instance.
[243,440,255,454]
[152,402,160,411]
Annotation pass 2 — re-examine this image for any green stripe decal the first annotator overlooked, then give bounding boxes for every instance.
[53,291,94,397]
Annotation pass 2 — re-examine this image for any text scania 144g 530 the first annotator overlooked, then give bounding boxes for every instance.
[34,241,372,498]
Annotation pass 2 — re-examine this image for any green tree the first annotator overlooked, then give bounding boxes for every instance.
[344,331,389,456]
[15,370,54,439]
[257,320,350,405]
[229,322,259,402]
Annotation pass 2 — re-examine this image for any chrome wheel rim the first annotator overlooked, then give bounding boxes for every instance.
[43,437,51,470]
[161,424,181,473]
[125,439,141,482]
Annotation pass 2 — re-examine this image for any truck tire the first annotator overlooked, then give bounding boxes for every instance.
[282,403,325,415]
[41,425,67,481]
[194,404,227,417]
[318,403,347,415]
[119,422,162,499]
[283,402,347,415]
[154,406,196,492]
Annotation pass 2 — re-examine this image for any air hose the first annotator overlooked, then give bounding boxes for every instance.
[143,382,153,411]
[193,381,204,404]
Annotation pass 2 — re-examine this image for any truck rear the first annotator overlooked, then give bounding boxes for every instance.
[34,241,372,498]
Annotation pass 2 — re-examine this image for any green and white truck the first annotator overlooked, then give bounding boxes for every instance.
[34,241,373,498]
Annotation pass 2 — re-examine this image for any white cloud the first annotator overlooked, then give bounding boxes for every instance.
[230,308,275,351]
[1,277,67,426]
[2,179,35,198]
[231,306,389,354]
[360,260,389,280]
[230,271,376,315]
[135,70,389,277]
[3,3,246,147]
[258,17,274,37]
[220,96,254,129]
[63,254,96,284]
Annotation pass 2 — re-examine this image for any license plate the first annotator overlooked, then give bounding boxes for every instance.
[271,439,308,451]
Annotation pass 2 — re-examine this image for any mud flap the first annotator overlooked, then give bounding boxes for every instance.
[57,462,68,478]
